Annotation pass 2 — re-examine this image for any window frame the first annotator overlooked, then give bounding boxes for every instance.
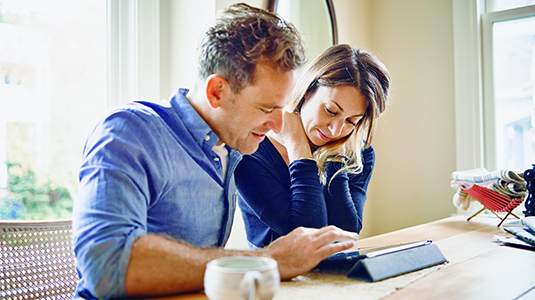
[481,4,535,170]
[107,0,161,107]
[453,0,485,171]
[453,0,535,171]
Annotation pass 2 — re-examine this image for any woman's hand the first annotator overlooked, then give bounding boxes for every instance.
[270,110,313,163]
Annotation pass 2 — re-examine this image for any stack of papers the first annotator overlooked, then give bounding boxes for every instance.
[495,217,535,250]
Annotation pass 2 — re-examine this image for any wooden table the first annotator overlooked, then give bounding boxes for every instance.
[150,215,535,300]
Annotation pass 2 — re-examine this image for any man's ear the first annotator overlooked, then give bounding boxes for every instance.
[205,74,230,109]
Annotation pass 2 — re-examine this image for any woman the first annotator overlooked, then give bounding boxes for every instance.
[235,44,390,248]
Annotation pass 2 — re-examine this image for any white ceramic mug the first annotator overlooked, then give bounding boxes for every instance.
[204,256,280,300]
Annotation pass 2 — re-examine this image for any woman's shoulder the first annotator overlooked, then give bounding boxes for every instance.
[239,138,286,171]
[362,145,375,161]
[235,138,291,186]
[242,138,278,162]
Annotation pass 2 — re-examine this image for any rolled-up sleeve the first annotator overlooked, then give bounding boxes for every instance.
[73,111,158,299]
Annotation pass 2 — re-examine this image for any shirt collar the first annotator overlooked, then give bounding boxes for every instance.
[170,88,220,149]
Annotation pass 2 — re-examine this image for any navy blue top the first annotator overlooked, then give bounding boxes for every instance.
[235,137,374,248]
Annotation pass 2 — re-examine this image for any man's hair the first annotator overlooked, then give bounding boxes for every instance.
[198,3,306,93]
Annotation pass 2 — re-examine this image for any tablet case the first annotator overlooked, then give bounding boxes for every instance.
[346,243,447,282]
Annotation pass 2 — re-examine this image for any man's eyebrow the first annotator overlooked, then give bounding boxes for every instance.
[260,104,285,110]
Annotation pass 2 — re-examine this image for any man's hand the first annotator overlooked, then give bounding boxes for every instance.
[263,226,358,279]
[124,226,357,297]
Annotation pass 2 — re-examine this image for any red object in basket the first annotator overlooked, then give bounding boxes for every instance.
[458,183,524,226]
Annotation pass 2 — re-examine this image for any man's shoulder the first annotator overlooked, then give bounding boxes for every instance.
[86,101,191,152]
[99,101,164,124]
[100,99,187,131]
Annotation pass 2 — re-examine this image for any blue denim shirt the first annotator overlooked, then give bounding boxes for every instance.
[72,88,242,299]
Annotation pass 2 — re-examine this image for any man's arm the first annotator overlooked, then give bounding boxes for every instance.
[125,226,357,297]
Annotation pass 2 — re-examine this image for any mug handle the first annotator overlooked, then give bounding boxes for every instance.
[241,271,263,300]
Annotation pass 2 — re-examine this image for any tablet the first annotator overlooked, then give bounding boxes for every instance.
[323,239,433,263]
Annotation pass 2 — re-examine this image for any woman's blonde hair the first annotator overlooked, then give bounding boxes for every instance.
[288,44,390,184]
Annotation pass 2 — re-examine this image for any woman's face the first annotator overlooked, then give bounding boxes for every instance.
[300,85,367,147]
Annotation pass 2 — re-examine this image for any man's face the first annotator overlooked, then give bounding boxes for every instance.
[218,63,295,155]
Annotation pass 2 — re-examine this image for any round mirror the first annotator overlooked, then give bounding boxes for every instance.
[267,0,338,64]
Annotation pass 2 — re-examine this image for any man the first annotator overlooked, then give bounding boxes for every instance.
[73,3,358,299]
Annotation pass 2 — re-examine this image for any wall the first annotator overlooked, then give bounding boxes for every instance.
[160,0,265,98]
[334,0,457,237]
[164,0,458,243]
[160,0,215,98]
[333,0,370,49]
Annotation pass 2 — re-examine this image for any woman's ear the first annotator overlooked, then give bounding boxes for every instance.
[205,74,230,109]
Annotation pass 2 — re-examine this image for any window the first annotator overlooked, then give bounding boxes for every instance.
[453,0,535,216]
[453,0,535,172]
[0,0,107,220]
[482,2,535,171]
[0,0,160,220]
[487,0,535,11]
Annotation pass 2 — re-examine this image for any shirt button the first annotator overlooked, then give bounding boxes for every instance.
[205,135,210,141]
[214,157,220,161]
